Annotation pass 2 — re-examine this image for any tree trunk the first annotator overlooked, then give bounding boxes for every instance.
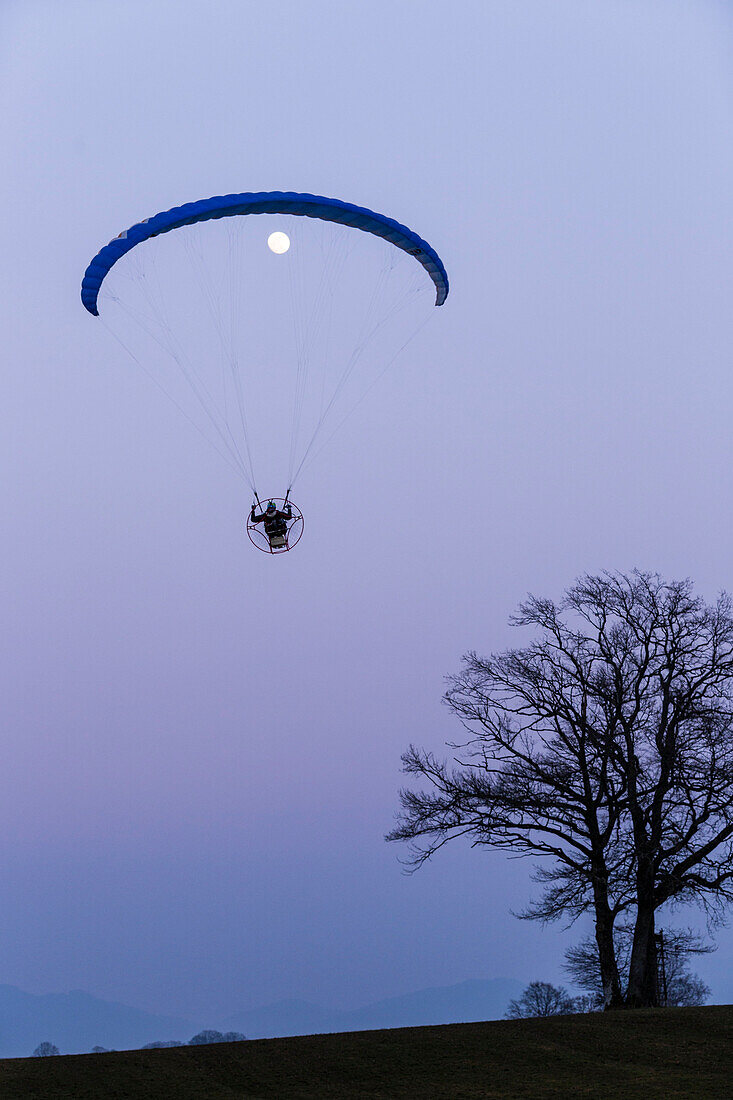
[626,888,657,1007]
[593,893,623,1008]
[642,923,659,1005]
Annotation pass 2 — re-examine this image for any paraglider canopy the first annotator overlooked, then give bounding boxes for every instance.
[81,191,449,316]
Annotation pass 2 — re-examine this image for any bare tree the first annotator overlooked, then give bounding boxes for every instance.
[506,981,577,1018]
[666,971,710,1007]
[188,1030,226,1045]
[387,571,733,1007]
[32,1042,59,1057]
[187,1030,245,1045]
[564,926,712,1008]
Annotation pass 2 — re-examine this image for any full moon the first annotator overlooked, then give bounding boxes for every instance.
[267,231,290,254]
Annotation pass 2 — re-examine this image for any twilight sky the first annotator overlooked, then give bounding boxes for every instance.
[3,0,733,1021]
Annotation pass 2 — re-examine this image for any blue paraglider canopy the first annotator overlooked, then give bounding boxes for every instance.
[81,191,449,315]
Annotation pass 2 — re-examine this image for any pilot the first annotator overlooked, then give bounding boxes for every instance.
[250,500,292,548]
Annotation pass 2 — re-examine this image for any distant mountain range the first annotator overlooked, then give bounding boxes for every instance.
[219,978,524,1039]
[0,985,191,1059]
[0,977,523,1058]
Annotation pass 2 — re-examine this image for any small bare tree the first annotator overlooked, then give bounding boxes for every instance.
[506,981,577,1018]
[32,1042,59,1057]
[387,571,733,1007]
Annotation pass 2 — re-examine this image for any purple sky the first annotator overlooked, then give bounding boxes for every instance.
[3,0,733,1020]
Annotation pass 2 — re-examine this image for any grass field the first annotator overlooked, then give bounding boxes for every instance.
[0,1005,731,1099]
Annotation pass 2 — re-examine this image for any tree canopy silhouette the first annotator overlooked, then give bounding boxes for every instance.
[388,571,733,1007]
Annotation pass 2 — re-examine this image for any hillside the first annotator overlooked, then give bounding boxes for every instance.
[1,1005,732,1099]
